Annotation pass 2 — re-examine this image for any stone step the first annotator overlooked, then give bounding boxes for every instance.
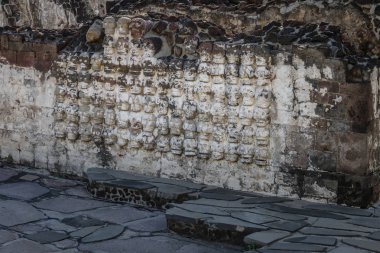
[84,168,206,209]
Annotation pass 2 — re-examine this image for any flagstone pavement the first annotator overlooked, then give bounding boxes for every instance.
[1,165,380,253]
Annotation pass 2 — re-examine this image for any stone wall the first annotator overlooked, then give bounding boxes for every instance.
[0,1,379,207]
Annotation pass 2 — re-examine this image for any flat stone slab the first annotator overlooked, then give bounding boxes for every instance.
[242,197,291,204]
[312,218,374,232]
[0,230,18,244]
[70,226,102,238]
[369,231,380,241]
[328,244,370,253]
[0,168,18,182]
[244,230,290,246]
[230,211,278,224]
[81,224,125,243]
[263,242,327,252]
[86,172,115,182]
[62,215,106,228]
[103,179,156,190]
[87,168,154,181]
[80,205,155,224]
[0,239,57,253]
[125,215,167,232]
[264,220,308,232]
[199,192,243,201]
[19,174,40,181]
[33,196,113,213]
[0,200,45,226]
[343,238,380,252]
[0,182,49,200]
[304,203,373,217]
[348,217,380,229]
[149,182,196,199]
[284,235,337,246]
[300,227,362,237]
[25,231,69,244]
[170,203,229,216]
[258,204,348,220]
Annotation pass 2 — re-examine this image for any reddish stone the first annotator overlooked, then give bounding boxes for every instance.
[339,82,370,96]
[0,50,17,64]
[16,51,35,67]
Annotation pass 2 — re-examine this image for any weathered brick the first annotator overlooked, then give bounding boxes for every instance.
[316,80,339,93]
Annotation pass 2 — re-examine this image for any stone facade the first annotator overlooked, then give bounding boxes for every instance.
[0,0,379,207]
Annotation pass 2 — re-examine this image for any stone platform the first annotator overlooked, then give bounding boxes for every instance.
[2,165,380,252]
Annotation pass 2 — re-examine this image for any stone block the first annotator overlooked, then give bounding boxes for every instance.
[308,150,337,172]
[314,131,338,152]
[0,50,17,64]
[16,51,35,67]
[0,35,9,50]
[337,133,368,175]
[339,82,370,96]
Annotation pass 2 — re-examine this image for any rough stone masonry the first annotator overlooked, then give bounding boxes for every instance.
[0,0,380,207]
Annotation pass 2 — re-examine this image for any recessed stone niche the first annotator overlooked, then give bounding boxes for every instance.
[0,1,379,207]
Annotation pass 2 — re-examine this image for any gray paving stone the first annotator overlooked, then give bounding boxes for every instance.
[185,198,257,208]
[170,203,229,216]
[33,196,113,213]
[0,238,57,253]
[230,211,278,224]
[368,231,380,241]
[80,205,155,224]
[82,224,125,243]
[0,200,45,226]
[244,230,290,246]
[149,182,196,199]
[88,168,154,181]
[86,172,115,182]
[19,174,40,181]
[36,219,77,232]
[205,216,267,232]
[64,186,93,198]
[258,204,348,220]
[70,226,102,238]
[343,238,380,252]
[264,220,308,232]
[0,230,18,244]
[328,244,370,253]
[104,179,156,190]
[25,231,69,244]
[238,207,307,221]
[0,168,18,182]
[242,197,291,204]
[284,236,337,246]
[41,178,78,188]
[166,207,215,223]
[264,242,327,252]
[147,177,206,190]
[62,215,106,228]
[300,227,363,237]
[125,215,167,232]
[258,250,315,253]
[312,218,375,232]
[199,192,243,201]
[79,236,188,253]
[348,217,380,229]
[303,203,373,217]
[0,182,49,200]
[176,243,238,253]
[52,239,78,249]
